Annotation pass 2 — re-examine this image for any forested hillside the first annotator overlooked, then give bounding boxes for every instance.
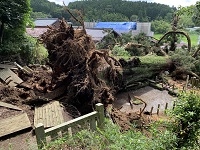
[30,0,175,22]
[68,0,176,22]
[30,0,70,19]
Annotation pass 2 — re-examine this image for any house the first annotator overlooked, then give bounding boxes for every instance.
[85,21,154,37]
[26,19,119,42]
[85,28,119,43]
[34,18,60,28]
[26,18,60,38]
[132,22,154,37]
[94,22,137,34]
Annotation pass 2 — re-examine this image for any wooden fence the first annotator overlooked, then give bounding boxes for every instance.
[35,103,104,149]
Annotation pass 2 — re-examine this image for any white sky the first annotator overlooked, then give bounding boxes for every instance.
[48,0,198,7]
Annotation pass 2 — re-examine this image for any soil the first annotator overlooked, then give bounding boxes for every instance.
[114,86,174,114]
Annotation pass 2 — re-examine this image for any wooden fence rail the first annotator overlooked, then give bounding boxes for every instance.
[35,103,104,149]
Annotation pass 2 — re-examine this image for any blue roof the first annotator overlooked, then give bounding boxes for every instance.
[34,18,58,27]
[94,22,137,34]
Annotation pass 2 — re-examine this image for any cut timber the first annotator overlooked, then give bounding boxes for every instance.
[0,113,31,137]
[0,64,17,69]
[34,101,64,128]
[0,68,23,87]
[0,101,22,111]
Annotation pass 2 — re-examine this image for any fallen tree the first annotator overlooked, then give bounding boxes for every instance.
[40,18,122,114]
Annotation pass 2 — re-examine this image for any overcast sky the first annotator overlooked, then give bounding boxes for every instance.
[48,0,198,7]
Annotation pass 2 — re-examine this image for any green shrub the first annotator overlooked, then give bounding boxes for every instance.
[112,45,131,58]
[172,92,200,148]
[45,119,178,150]
[0,34,48,64]
[151,20,171,34]
[169,49,196,71]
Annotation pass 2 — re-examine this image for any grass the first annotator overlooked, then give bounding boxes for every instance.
[139,54,168,66]
[44,119,178,150]
[154,33,199,47]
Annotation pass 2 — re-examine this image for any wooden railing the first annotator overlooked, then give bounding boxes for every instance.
[35,103,104,149]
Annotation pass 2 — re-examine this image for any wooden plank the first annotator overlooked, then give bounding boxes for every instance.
[45,111,98,136]
[0,113,31,137]
[0,101,22,111]
[34,101,65,128]
[0,64,17,69]
[0,68,23,87]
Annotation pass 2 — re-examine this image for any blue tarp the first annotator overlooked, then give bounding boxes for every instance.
[94,22,137,34]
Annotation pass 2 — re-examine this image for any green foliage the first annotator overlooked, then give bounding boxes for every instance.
[151,20,171,34]
[130,15,138,21]
[0,35,48,64]
[96,30,118,49]
[45,119,178,150]
[139,54,168,66]
[101,13,129,22]
[0,0,31,44]
[125,33,153,56]
[178,14,195,28]
[31,12,52,20]
[0,0,31,29]
[176,2,200,26]
[97,31,133,50]
[112,45,131,57]
[169,49,196,72]
[30,0,70,19]
[171,92,200,148]
[68,0,175,22]
[20,36,48,64]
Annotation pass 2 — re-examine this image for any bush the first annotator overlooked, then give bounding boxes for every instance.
[151,20,171,34]
[46,119,178,150]
[172,92,200,148]
[0,34,48,64]
[112,45,131,58]
[169,49,196,71]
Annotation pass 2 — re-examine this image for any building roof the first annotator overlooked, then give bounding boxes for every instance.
[26,28,48,37]
[34,18,59,27]
[26,27,119,41]
[94,22,137,34]
[86,28,109,41]
[86,28,119,42]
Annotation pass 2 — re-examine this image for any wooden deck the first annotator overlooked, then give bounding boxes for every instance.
[0,64,17,69]
[0,101,22,111]
[34,101,64,128]
[0,113,31,137]
[0,68,23,87]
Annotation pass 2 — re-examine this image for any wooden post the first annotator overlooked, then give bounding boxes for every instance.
[157,104,160,115]
[173,101,176,110]
[35,123,46,149]
[185,75,189,91]
[95,103,104,129]
[196,79,199,87]
[150,107,153,115]
[165,103,168,110]
[90,117,96,131]
[191,77,196,88]
[155,76,158,83]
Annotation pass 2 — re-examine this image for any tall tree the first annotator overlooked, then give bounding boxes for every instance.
[0,0,31,44]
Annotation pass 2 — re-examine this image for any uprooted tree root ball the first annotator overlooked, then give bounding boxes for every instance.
[40,19,123,114]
